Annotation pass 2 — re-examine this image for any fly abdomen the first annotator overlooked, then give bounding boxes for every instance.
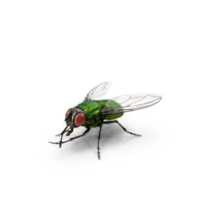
[101,99,124,120]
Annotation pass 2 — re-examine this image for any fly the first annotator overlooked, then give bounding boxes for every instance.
[49,82,162,160]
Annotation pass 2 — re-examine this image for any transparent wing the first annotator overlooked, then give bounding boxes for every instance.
[83,81,112,101]
[101,93,162,114]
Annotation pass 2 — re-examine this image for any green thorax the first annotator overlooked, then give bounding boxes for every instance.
[77,100,124,127]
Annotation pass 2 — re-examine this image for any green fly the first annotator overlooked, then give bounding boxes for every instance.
[49,82,162,160]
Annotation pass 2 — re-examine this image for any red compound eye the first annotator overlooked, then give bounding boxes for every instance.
[63,107,72,118]
[74,113,86,127]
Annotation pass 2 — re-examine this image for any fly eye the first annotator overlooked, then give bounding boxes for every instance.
[74,113,86,127]
[63,107,72,118]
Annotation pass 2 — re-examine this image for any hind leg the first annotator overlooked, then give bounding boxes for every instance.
[103,120,141,136]
[97,120,142,160]
[116,120,142,137]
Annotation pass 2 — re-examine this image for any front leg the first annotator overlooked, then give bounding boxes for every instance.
[55,125,68,136]
[48,126,70,149]
[63,128,91,144]
[48,128,91,149]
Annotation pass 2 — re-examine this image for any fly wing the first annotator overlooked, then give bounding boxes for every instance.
[101,93,162,114]
[83,81,112,102]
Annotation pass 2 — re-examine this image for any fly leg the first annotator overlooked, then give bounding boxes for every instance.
[62,128,91,144]
[97,123,103,160]
[97,120,142,160]
[115,120,142,137]
[48,128,91,149]
[102,120,142,137]
[55,125,68,136]
[48,126,70,149]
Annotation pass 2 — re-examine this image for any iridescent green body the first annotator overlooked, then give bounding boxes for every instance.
[77,100,124,127]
